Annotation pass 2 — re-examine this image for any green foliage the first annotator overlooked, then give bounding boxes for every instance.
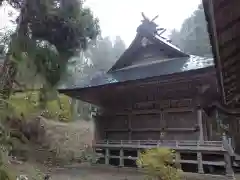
[0,0,100,104]
[0,169,10,180]
[9,92,39,118]
[9,92,72,121]
[0,122,15,180]
[44,95,72,122]
[137,148,182,180]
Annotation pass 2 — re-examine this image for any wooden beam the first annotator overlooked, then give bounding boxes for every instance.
[106,108,194,116]
[105,128,198,133]
[205,0,226,104]
[213,0,232,11]
[215,0,240,32]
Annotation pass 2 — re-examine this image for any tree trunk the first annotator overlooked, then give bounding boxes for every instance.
[70,98,78,121]
[0,55,17,109]
[0,0,28,109]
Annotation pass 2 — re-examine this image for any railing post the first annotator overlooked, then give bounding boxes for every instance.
[137,149,141,159]
[197,107,204,144]
[197,152,204,174]
[175,151,181,169]
[197,141,200,147]
[105,148,109,165]
[176,141,179,148]
[120,148,124,167]
[224,153,235,179]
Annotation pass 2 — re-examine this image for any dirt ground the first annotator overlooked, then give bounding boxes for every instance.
[11,162,238,180]
[51,166,144,180]
[33,118,95,164]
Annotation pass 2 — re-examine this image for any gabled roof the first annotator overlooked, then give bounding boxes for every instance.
[109,21,189,72]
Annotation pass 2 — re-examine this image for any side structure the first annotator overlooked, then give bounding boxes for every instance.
[59,17,235,177]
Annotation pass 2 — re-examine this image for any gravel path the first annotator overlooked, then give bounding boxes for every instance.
[49,166,235,180]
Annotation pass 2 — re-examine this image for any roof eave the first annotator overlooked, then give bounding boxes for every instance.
[202,0,226,104]
[58,66,215,93]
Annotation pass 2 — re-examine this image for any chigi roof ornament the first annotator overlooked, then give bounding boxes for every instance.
[137,12,172,44]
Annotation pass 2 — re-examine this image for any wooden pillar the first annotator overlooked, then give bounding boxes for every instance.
[128,115,132,140]
[196,85,209,142]
[197,152,204,174]
[209,123,213,140]
[203,112,209,140]
[215,110,221,133]
[175,152,181,169]
[105,148,109,165]
[120,148,124,167]
[224,153,235,178]
[160,111,164,139]
[197,107,204,143]
[137,149,141,158]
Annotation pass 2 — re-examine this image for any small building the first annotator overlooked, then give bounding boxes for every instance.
[59,18,234,176]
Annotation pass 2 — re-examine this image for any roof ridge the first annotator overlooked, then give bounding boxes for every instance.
[112,57,185,72]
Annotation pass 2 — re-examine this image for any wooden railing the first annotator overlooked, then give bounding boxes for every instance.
[95,140,224,149]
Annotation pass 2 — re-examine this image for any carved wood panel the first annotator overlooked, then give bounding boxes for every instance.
[104,115,128,129]
[164,112,197,128]
[131,132,160,140]
[164,132,198,140]
[94,117,105,141]
[131,98,193,111]
[131,45,168,66]
[107,132,129,140]
[131,114,161,129]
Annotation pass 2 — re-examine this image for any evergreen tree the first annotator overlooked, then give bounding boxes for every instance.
[170,4,212,57]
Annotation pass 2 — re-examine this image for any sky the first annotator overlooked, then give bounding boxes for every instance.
[0,0,202,46]
[85,0,202,45]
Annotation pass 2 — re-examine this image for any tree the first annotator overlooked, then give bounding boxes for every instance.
[85,36,126,72]
[112,36,126,63]
[170,4,212,57]
[0,0,100,105]
[62,36,126,88]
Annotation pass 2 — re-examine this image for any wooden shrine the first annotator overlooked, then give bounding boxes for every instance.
[59,14,235,177]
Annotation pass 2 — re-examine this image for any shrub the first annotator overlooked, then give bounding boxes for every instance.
[9,92,39,118]
[137,148,182,180]
[45,95,72,122]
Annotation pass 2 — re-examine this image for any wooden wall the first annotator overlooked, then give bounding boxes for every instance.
[94,98,209,141]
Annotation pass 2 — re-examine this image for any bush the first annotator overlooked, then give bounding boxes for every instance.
[9,92,39,119]
[45,95,72,122]
[137,148,182,180]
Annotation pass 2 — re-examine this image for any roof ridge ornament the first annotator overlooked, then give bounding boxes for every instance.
[137,12,171,43]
